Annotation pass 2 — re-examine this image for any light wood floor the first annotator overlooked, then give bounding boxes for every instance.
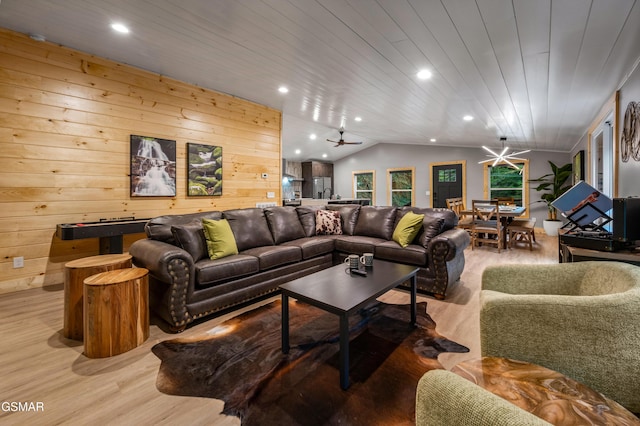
[0,232,558,425]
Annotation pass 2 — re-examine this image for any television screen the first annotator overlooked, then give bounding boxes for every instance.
[551,181,613,227]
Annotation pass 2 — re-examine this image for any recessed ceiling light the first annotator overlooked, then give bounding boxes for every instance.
[111,23,130,34]
[309,134,316,140]
[322,153,328,158]
[430,138,436,142]
[278,86,289,94]
[463,115,474,121]
[29,34,46,42]
[295,149,301,154]
[417,69,432,80]
[354,117,362,122]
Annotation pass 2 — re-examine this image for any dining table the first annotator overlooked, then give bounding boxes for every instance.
[460,205,526,249]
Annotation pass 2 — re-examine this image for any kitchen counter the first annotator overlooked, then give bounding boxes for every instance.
[299,198,371,206]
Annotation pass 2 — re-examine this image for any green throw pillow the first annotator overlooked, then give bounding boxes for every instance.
[392,212,425,248]
[202,218,239,260]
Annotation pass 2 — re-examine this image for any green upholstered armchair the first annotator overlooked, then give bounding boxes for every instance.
[480,261,640,413]
[415,369,551,426]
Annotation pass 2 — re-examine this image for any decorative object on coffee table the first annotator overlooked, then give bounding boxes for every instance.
[63,254,132,340]
[83,268,149,358]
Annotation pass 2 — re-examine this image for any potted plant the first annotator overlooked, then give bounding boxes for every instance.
[530,161,573,236]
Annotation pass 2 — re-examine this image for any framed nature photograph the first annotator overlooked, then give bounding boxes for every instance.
[572,150,585,185]
[187,143,222,196]
[130,135,177,197]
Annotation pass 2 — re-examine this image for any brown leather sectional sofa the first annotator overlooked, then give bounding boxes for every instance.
[129,205,470,331]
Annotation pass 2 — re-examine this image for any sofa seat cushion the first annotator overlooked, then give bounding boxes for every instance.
[354,206,398,240]
[281,236,335,260]
[196,254,259,287]
[241,245,302,270]
[374,241,428,267]
[264,206,306,244]
[334,235,386,254]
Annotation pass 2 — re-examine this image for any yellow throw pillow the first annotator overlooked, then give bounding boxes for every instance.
[392,212,425,248]
[202,218,239,260]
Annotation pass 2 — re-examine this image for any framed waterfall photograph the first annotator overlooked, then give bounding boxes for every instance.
[130,135,177,197]
[187,143,223,196]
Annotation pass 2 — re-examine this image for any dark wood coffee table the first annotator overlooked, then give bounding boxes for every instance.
[279,259,419,390]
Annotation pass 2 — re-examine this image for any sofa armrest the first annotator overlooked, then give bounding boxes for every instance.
[416,370,550,426]
[427,227,470,262]
[130,238,195,282]
[482,263,588,295]
[480,288,640,411]
[129,238,196,328]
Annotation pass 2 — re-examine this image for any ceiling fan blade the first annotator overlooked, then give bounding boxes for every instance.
[343,141,363,145]
[326,139,338,143]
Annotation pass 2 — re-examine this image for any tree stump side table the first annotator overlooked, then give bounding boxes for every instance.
[64,254,132,340]
[83,268,149,358]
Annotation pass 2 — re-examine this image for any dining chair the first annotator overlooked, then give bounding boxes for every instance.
[494,196,515,206]
[445,197,473,230]
[470,199,504,252]
[507,218,536,250]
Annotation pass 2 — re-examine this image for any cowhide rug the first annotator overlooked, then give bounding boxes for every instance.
[152,300,469,425]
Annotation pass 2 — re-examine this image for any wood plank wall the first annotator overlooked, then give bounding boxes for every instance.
[0,28,282,294]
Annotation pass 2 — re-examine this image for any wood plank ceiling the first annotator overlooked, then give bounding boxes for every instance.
[1,0,639,161]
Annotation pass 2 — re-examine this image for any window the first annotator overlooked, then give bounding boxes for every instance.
[353,170,375,204]
[387,167,415,207]
[483,160,529,212]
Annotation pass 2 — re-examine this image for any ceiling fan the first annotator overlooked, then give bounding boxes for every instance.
[326,127,363,147]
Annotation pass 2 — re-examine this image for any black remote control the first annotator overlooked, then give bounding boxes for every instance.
[351,269,367,277]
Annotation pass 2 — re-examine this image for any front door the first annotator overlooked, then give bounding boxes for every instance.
[431,163,463,208]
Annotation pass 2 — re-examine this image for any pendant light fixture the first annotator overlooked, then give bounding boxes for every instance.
[479,137,530,172]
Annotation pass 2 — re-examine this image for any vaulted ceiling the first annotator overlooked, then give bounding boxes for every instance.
[1,0,639,162]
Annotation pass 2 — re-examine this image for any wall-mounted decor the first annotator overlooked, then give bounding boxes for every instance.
[572,150,585,185]
[130,135,176,197]
[621,101,640,162]
[187,143,222,196]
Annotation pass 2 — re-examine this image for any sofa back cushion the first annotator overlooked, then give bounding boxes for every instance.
[222,208,274,251]
[326,204,361,236]
[354,206,398,240]
[264,206,306,244]
[170,220,208,261]
[146,211,222,244]
[296,206,322,237]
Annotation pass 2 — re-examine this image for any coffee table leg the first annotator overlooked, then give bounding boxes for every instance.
[340,313,350,390]
[410,274,417,326]
[281,294,289,354]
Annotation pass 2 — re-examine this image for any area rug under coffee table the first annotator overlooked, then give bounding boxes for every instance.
[152,300,469,425]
